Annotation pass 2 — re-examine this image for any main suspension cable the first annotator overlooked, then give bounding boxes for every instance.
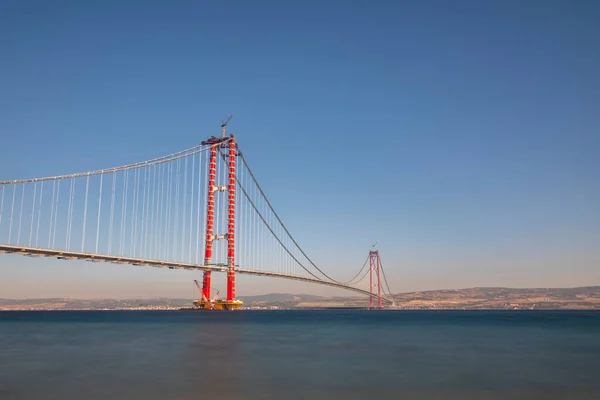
[0,141,224,185]
[235,151,341,283]
[343,255,371,285]
[228,159,325,281]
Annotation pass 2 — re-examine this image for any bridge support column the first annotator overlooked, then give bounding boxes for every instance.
[369,253,373,308]
[202,145,218,301]
[226,138,237,301]
[377,252,382,308]
[369,250,383,309]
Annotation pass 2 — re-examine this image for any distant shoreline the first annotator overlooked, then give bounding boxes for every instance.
[2,307,600,312]
[2,286,599,311]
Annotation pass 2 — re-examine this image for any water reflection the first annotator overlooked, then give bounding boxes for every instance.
[1,311,599,400]
[179,315,245,400]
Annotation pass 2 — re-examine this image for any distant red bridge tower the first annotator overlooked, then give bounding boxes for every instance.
[369,250,383,309]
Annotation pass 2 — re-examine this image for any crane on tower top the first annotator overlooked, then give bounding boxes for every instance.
[201,114,235,145]
[221,114,233,137]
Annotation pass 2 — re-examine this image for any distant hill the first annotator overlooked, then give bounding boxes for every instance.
[276,286,600,309]
[1,287,599,310]
[388,286,600,310]
[0,298,192,310]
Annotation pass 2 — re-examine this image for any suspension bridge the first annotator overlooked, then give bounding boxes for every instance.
[0,123,395,309]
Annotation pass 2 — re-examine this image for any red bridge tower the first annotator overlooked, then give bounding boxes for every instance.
[194,117,243,310]
[369,250,383,309]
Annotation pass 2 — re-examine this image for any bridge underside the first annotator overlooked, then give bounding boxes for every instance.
[0,245,391,304]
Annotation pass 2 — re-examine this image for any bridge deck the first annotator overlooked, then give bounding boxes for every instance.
[0,245,390,303]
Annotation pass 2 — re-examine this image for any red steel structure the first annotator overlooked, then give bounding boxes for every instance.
[369,250,383,308]
[226,138,237,301]
[198,131,240,310]
[202,145,218,301]
[0,118,396,311]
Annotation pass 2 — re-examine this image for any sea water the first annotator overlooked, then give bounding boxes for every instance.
[1,310,599,399]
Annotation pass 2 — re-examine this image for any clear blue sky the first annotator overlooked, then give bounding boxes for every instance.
[1,0,599,298]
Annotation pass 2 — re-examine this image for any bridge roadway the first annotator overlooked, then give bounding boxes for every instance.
[0,245,391,304]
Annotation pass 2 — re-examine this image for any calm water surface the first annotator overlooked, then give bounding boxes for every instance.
[1,310,599,399]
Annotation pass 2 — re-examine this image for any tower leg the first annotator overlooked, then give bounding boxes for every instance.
[226,139,237,301]
[377,253,382,308]
[202,271,211,301]
[369,251,374,308]
[202,145,218,303]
